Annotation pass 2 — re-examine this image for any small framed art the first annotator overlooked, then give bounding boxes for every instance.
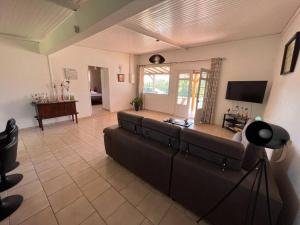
[117,74,125,82]
[281,32,300,75]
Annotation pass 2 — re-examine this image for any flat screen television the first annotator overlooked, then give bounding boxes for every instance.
[225,81,267,103]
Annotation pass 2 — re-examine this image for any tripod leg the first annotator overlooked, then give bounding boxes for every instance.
[250,162,264,225]
[263,161,273,225]
[244,165,260,224]
[197,159,263,223]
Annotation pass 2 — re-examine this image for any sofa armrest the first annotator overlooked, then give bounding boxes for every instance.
[103,125,119,156]
[103,124,119,136]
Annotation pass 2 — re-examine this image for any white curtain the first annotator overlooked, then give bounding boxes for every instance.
[136,65,145,97]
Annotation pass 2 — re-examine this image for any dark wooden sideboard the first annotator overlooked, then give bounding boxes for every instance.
[33,101,78,130]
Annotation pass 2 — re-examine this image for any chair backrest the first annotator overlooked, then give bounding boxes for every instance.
[5,118,16,134]
[0,119,17,147]
[0,136,18,173]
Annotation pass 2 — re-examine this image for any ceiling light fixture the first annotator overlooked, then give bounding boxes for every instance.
[149,54,165,64]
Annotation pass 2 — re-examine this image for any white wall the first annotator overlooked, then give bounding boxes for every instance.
[264,10,300,225]
[49,45,136,118]
[139,35,280,124]
[0,37,51,129]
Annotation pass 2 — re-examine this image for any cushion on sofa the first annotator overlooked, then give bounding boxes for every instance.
[117,112,143,134]
[232,132,242,142]
[142,118,181,150]
[180,129,245,170]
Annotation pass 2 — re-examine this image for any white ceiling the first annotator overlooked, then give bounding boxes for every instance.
[0,0,299,53]
[76,25,176,54]
[0,0,74,41]
[121,0,300,47]
[78,0,300,54]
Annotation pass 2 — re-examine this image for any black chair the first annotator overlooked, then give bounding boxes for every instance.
[0,119,16,147]
[0,122,23,192]
[0,121,23,221]
[0,137,23,221]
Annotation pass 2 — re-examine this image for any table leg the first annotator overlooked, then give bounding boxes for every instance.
[38,119,44,131]
[222,114,226,128]
[75,114,78,123]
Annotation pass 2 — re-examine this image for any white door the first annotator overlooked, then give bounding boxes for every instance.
[194,69,210,124]
[174,71,193,118]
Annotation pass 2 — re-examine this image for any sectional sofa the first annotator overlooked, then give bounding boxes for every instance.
[103,112,282,225]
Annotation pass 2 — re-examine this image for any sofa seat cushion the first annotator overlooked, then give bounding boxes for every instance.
[142,118,181,150]
[180,129,245,170]
[117,112,143,134]
[109,128,176,194]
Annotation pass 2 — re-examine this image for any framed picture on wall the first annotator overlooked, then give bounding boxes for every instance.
[117,74,125,82]
[280,31,300,75]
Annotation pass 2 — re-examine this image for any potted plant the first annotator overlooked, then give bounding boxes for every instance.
[130,97,143,111]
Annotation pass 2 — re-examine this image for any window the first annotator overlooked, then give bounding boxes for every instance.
[143,66,170,95]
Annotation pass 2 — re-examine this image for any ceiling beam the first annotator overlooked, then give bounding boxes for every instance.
[39,0,165,54]
[120,23,185,50]
[45,0,83,10]
[0,32,39,43]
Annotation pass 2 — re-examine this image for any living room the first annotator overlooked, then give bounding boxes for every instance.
[0,0,299,225]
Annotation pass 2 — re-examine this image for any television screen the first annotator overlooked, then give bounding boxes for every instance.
[225,81,267,103]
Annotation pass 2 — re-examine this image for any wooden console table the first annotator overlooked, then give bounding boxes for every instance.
[33,101,78,131]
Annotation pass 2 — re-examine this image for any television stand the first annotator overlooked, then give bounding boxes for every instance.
[222,113,248,133]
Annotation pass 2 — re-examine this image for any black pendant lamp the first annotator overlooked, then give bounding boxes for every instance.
[149,54,165,64]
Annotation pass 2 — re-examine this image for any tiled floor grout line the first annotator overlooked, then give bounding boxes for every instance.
[50,140,112,225]
[92,158,170,225]
[19,126,119,224]
[18,138,92,225]
[49,144,103,224]
[16,142,61,225]
[157,201,173,225]
[83,156,158,224]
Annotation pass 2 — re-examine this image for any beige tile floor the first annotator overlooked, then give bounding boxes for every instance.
[1,108,232,225]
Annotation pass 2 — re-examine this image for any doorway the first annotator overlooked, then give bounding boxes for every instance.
[174,69,208,119]
[88,66,109,115]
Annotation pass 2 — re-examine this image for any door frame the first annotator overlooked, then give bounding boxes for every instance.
[87,65,109,114]
[194,68,210,124]
[173,69,194,118]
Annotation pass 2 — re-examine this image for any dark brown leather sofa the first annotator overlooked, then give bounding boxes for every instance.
[103,112,282,225]
[104,112,181,195]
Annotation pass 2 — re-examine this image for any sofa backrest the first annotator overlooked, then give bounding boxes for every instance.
[117,112,143,134]
[180,128,245,170]
[142,118,181,150]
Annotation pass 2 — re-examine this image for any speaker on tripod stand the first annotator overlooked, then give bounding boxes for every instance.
[197,120,290,225]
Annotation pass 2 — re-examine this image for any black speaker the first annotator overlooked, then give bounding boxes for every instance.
[245,121,290,149]
[149,54,165,64]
